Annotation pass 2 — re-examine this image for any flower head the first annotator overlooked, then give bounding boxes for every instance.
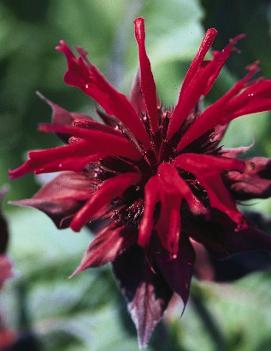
[10,18,271,346]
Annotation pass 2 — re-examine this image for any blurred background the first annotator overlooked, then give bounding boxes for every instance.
[0,0,271,350]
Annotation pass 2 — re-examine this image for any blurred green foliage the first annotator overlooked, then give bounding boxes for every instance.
[0,0,271,350]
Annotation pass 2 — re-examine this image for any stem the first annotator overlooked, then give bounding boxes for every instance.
[15,280,30,330]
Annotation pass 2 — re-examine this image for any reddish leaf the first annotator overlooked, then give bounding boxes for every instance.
[10,172,95,228]
[71,225,136,276]
[113,246,172,348]
[191,218,271,259]
[153,236,195,308]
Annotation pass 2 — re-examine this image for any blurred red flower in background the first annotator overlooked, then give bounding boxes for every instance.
[0,188,15,350]
[10,18,271,346]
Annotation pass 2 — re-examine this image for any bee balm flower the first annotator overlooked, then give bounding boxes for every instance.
[10,18,271,346]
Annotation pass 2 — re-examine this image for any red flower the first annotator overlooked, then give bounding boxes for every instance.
[10,18,271,346]
[0,188,12,288]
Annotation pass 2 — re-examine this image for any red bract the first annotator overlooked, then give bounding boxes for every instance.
[10,18,271,346]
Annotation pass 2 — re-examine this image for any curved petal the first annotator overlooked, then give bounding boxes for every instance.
[56,41,151,150]
[70,172,140,231]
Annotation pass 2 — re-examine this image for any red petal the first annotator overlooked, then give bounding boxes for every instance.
[158,163,207,215]
[176,63,271,151]
[180,28,218,93]
[156,191,181,258]
[56,41,151,149]
[32,154,102,174]
[138,176,160,248]
[167,32,244,139]
[70,172,140,231]
[9,141,102,178]
[130,71,146,115]
[134,18,159,133]
[175,154,245,227]
[39,123,142,160]
[175,153,245,173]
[70,225,136,276]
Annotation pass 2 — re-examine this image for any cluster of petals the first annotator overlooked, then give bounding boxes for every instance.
[9,18,271,346]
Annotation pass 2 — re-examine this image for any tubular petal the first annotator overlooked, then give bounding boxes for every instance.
[158,163,207,215]
[39,123,141,160]
[167,33,244,139]
[181,28,218,93]
[176,65,271,151]
[138,176,160,248]
[130,70,146,114]
[33,154,102,174]
[156,183,181,257]
[71,172,140,231]
[134,18,159,133]
[175,154,245,226]
[56,40,151,149]
[10,141,102,178]
[174,153,245,173]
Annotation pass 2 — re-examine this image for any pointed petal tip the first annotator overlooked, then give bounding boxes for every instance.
[68,267,81,279]
[8,199,31,208]
[137,336,149,349]
[36,91,54,108]
[8,162,32,180]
